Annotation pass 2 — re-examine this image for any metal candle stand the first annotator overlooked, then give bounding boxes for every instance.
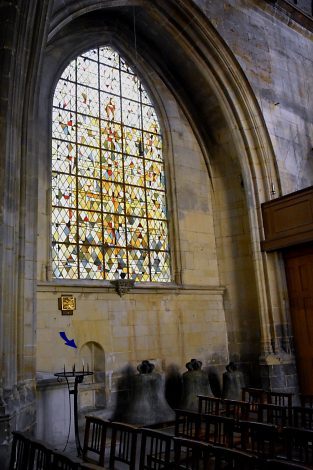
[54,368,93,456]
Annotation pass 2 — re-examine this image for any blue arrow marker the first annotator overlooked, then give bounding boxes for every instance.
[59,331,77,348]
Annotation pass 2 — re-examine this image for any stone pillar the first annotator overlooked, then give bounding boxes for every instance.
[0,1,51,467]
[257,253,300,396]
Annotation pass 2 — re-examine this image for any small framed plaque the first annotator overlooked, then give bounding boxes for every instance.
[58,295,76,315]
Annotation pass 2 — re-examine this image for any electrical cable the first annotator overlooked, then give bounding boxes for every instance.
[62,376,72,452]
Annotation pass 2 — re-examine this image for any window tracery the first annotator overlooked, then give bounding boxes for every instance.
[51,46,171,282]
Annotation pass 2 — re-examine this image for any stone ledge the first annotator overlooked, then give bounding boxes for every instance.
[37,281,226,295]
[264,0,313,33]
[36,377,65,390]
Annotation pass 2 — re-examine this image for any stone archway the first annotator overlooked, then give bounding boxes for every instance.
[79,342,106,409]
[42,0,286,374]
[0,0,298,465]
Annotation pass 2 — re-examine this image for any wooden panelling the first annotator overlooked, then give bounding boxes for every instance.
[284,245,313,394]
[261,186,313,251]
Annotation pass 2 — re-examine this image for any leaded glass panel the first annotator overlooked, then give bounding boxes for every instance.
[51,45,171,281]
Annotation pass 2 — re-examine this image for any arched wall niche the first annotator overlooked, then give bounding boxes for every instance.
[79,342,106,408]
[80,342,105,379]
[34,0,295,396]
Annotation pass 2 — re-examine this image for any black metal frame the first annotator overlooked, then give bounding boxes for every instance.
[55,370,93,456]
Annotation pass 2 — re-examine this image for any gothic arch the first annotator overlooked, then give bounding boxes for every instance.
[40,0,282,358]
[80,342,106,408]
[0,0,300,465]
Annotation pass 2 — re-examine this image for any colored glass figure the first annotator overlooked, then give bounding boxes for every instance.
[52,46,171,281]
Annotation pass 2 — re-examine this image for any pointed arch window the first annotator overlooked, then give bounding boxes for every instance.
[51,46,171,282]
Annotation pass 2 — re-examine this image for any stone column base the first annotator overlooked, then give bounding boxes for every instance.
[259,353,299,399]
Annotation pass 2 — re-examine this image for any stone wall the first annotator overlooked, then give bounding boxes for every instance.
[36,286,228,397]
[1,0,311,466]
[293,0,313,16]
[34,1,311,424]
[36,65,232,427]
[35,1,268,429]
[0,0,51,466]
[195,0,313,195]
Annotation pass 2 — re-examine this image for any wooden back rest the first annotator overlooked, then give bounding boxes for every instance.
[203,414,235,447]
[173,437,212,470]
[267,391,293,408]
[9,431,31,470]
[240,421,278,457]
[213,445,260,470]
[223,399,250,420]
[265,459,313,470]
[82,415,111,466]
[257,403,292,427]
[28,438,53,470]
[139,427,173,470]
[174,409,202,440]
[293,406,313,429]
[197,395,222,415]
[109,421,138,470]
[241,387,266,405]
[50,450,81,469]
[299,394,313,408]
[283,426,313,465]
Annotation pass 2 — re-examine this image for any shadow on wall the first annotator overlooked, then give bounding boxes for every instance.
[111,360,233,420]
[111,364,136,421]
[165,364,183,409]
[207,366,222,397]
[77,354,253,419]
[113,362,184,422]
[79,352,257,423]
[111,360,224,422]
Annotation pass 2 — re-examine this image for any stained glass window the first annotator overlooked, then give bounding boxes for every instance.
[51,46,171,282]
